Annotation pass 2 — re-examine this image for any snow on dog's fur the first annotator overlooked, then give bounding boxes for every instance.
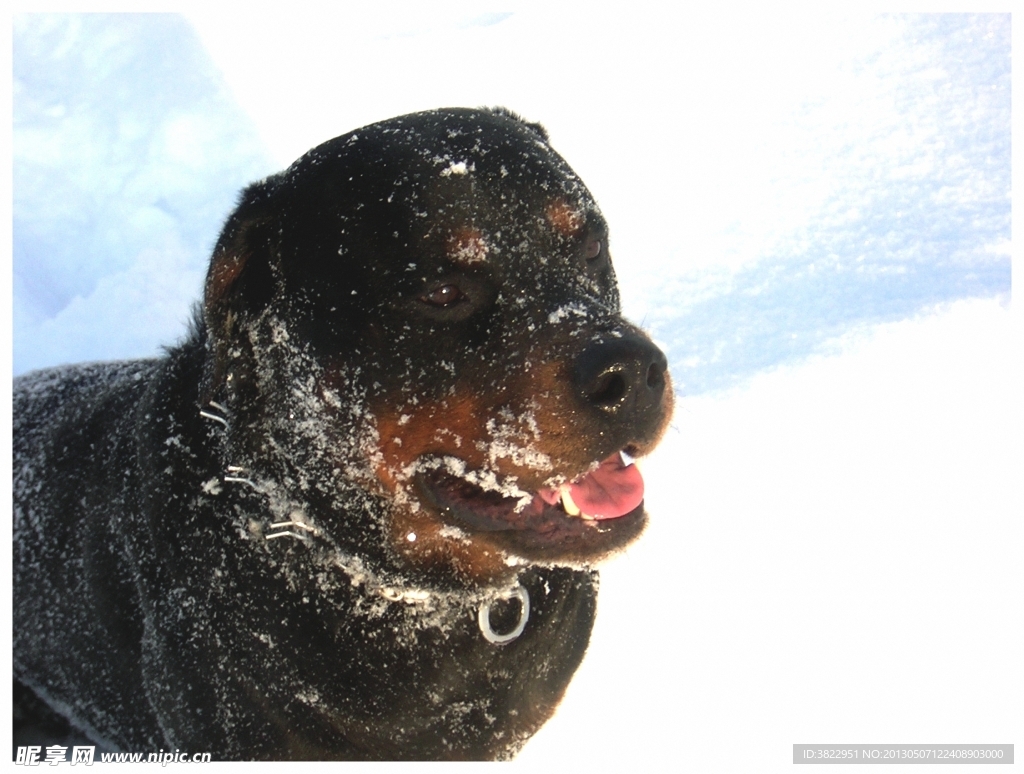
[13,107,672,760]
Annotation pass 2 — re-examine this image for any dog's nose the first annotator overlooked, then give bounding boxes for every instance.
[574,332,669,423]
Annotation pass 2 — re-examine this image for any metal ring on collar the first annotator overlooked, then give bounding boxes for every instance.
[477,585,530,645]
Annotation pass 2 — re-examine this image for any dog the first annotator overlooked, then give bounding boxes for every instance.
[13,107,672,760]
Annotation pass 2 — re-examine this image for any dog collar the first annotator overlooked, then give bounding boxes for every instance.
[477,584,530,644]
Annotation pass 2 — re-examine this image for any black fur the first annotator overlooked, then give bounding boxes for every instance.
[13,108,671,760]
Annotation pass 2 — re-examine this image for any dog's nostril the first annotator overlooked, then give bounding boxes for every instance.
[646,361,664,390]
[589,371,628,407]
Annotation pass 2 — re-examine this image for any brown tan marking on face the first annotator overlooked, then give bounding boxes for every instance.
[545,199,585,237]
[362,336,673,582]
[370,359,581,494]
[446,226,490,266]
[371,392,526,582]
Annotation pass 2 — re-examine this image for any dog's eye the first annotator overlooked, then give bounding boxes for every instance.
[585,239,602,261]
[422,284,465,307]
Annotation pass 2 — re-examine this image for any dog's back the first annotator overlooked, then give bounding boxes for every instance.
[14,360,169,749]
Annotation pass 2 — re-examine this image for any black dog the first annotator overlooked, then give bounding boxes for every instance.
[13,107,672,760]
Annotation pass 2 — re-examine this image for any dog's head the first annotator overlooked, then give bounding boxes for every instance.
[203,108,672,585]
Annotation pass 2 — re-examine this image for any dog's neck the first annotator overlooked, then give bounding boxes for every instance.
[198,395,536,646]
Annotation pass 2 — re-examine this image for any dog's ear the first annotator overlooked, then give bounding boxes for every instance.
[486,106,549,142]
[202,178,280,402]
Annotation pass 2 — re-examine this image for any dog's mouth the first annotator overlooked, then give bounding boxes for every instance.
[414,449,647,554]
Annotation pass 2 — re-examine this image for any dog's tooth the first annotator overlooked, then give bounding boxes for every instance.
[580,512,596,521]
[560,486,581,517]
[620,449,635,467]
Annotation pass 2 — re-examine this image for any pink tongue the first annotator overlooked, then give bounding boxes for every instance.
[538,453,645,520]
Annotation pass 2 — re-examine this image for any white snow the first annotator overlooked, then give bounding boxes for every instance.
[440,160,470,176]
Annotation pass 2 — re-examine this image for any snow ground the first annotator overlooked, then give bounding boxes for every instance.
[8,9,1020,771]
